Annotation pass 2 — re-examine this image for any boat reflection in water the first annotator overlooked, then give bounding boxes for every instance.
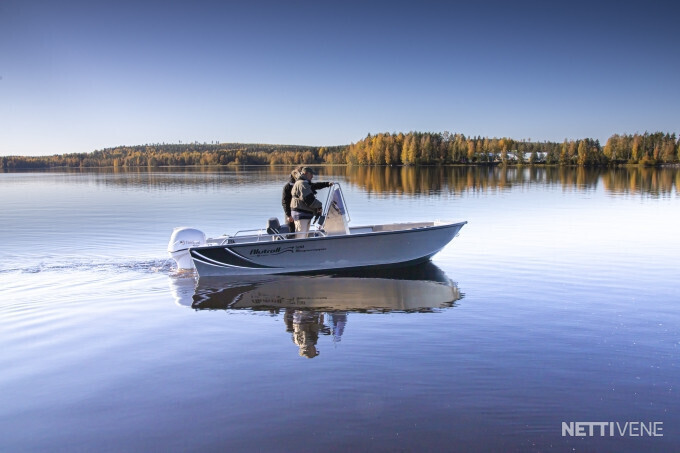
[169,262,462,358]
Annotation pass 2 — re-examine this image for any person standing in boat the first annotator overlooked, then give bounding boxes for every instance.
[281,166,302,235]
[290,167,332,237]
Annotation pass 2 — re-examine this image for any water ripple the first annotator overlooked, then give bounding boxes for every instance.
[0,257,176,275]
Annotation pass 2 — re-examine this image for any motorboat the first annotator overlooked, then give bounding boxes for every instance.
[169,262,463,312]
[168,184,466,276]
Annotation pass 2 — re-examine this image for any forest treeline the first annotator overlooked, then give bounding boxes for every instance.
[341,131,679,166]
[1,143,342,170]
[2,132,678,170]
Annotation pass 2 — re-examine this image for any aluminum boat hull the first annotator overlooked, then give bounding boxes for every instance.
[189,221,466,276]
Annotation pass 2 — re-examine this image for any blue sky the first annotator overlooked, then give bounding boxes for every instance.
[1,0,678,156]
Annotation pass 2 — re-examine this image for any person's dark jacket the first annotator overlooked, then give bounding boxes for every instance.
[282,177,296,219]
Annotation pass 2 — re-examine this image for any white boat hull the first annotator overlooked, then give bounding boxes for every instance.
[189,221,466,276]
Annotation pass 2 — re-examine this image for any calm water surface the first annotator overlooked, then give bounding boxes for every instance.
[1,166,679,452]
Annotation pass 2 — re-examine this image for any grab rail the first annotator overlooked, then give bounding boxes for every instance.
[233,228,267,236]
[214,229,327,245]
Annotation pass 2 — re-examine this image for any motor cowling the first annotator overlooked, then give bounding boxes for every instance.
[168,227,206,270]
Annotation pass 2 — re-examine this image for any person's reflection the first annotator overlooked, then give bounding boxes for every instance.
[284,309,329,358]
[329,312,347,343]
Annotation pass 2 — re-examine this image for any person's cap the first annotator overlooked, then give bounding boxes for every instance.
[301,166,314,175]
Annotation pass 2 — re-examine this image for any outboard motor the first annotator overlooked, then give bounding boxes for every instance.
[168,227,206,270]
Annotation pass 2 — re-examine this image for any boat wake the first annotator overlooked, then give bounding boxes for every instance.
[0,257,179,275]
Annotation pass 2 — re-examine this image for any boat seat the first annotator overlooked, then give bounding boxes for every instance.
[266,217,290,235]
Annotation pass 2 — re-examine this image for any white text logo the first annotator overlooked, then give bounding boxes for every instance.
[562,422,663,437]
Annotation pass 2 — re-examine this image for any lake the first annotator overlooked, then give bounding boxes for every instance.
[1,166,678,452]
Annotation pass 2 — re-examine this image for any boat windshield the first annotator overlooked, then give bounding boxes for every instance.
[321,184,350,235]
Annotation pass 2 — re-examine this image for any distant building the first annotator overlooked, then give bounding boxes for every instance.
[504,151,547,162]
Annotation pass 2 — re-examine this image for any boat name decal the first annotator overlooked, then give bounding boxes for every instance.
[247,245,328,257]
[249,246,294,256]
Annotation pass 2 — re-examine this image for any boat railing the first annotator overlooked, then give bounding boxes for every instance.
[219,228,327,244]
[233,228,267,237]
